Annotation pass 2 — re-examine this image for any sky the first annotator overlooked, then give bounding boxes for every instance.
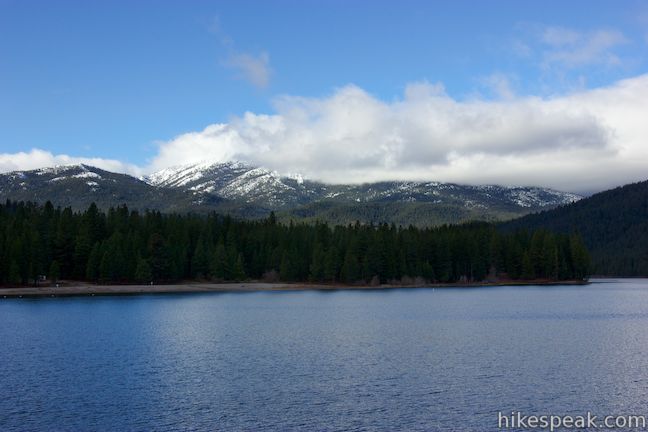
[1,0,648,194]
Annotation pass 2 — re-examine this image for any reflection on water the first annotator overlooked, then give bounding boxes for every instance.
[2,279,648,431]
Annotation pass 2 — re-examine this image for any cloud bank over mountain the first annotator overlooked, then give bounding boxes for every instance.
[2,74,648,194]
[149,74,648,193]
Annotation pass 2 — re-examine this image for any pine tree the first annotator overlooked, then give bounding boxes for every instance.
[134,257,153,283]
[309,243,325,282]
[341,250,360,283]
[280,250,299,281]
[54,207,76,279]
[323,246,339,282]
[148,233,171,282]
[506,238,523,280]
[521,251,535,280]
[9,260,21,285]
[436,239,452,283]
[99,249,115,283]
[49,260,60,283]
[363,235,384,282]
[191,237,210,279]
[86,243,102,281]
[73,230,93,280]
[541,234,559,280]
[529,230,546,277]
[210,243,228,280]
[569,234,590,279]
[232,253,246,281]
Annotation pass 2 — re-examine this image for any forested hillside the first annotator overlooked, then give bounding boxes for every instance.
[502,180,648,276]
[0,200,590,286]
[280,200,527,227]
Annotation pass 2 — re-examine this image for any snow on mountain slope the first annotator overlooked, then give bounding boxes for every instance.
[144,161,327,208]
[11,164,108,189]
[145,161,247,189]
[144,161,582,211]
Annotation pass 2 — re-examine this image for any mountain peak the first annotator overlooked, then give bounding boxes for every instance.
[31,163,93,175]
[144,161,254,189]
[143,160,310,206]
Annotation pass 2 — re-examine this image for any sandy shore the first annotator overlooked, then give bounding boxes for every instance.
[0,280,588,298]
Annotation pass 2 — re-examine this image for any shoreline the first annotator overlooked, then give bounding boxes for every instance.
[0,279,589,298]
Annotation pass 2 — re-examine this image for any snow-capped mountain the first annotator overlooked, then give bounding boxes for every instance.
[143,161,581,211]
[144,161,327,208]
[0,162,582,226]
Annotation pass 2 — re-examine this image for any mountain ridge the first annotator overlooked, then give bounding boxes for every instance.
[1,162,582,226]
[143,161,581,209]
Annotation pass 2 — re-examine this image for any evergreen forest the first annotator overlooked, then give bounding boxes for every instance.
[0,200,591,286]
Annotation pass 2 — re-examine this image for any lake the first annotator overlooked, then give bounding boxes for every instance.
[2,279,648,431]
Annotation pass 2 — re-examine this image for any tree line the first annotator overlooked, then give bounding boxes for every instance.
[0,200,590,286]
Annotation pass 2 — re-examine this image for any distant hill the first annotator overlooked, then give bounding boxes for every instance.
[0,162,582,226]
[502,180,648,276]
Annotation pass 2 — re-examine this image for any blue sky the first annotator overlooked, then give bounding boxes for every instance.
[1,0,648,192]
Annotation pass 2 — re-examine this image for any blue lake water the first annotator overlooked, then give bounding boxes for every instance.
[2,279,648,431]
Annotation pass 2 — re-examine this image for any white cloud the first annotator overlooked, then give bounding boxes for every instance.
[540,27,628,69]
[148,74,648,193]
[0,149,143,177]
[224,51,271,89]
